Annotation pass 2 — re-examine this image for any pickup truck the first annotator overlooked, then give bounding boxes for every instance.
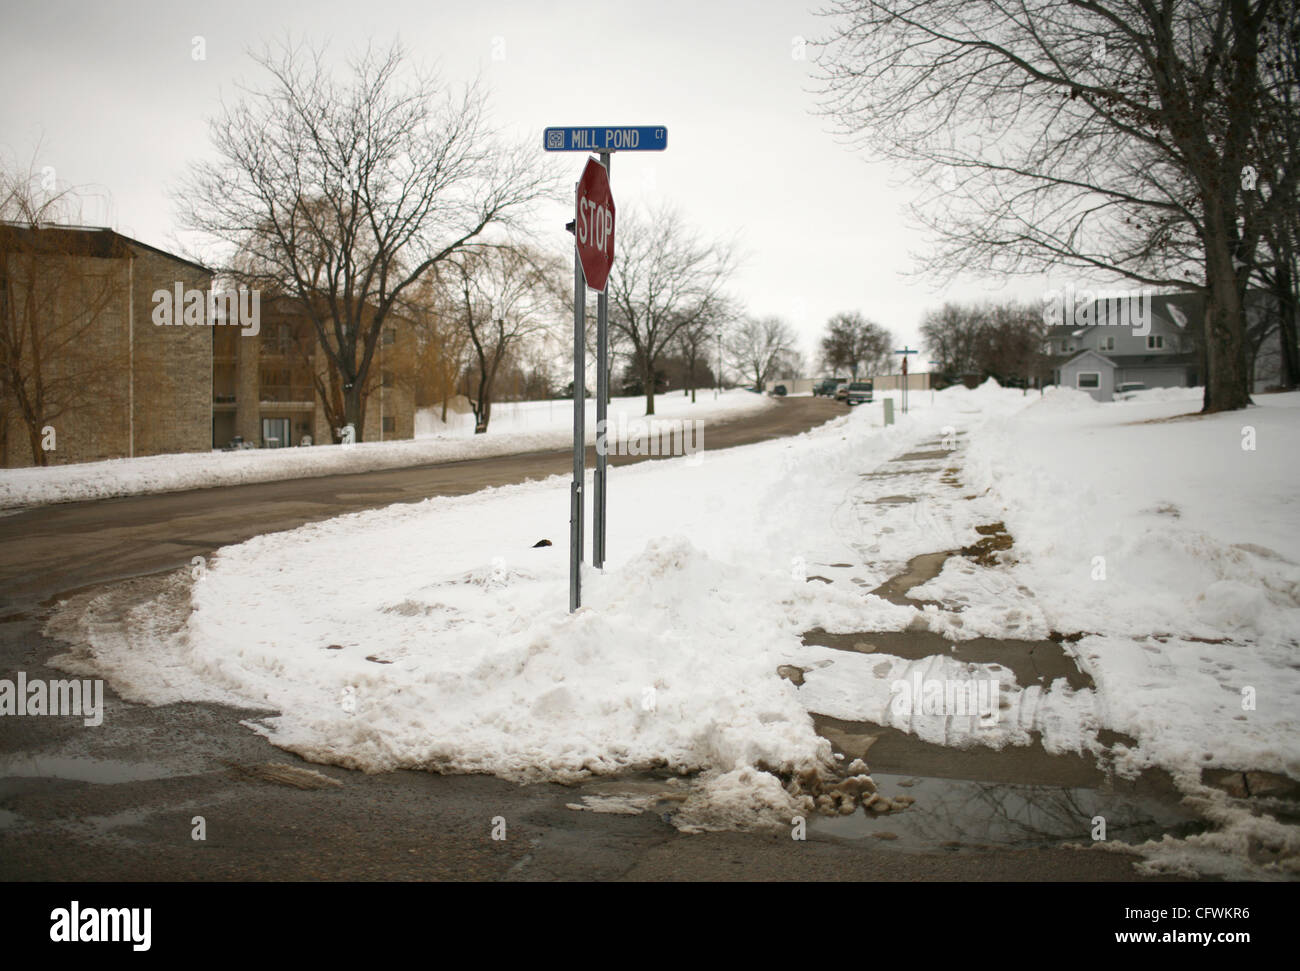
[845,381,874,405]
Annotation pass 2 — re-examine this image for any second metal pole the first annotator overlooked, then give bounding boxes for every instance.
[570,194,586,612]
[593,151,610,569]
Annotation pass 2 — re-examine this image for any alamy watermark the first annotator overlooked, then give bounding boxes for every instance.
[151,283,260,336]
[50,901,150,951]
[889,672,1000,727]
[595,416,703,464]
[1042,284,1153,337]
[0,672,104,726]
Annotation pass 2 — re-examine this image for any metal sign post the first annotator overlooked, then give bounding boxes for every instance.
[548,126,665,609]
[594,151,610,569]
[570,187,586,613]
[894,345,918,414]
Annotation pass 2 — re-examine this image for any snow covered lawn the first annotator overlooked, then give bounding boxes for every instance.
[0,389,772,508]
[51,383,1300,874]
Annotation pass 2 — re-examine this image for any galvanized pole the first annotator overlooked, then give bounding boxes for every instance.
[570,187,586,612]
[593,151,610,569]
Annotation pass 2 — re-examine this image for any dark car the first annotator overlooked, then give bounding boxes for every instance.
[814,378,842,397]
[772,384,788,396]
[846,381,874,405]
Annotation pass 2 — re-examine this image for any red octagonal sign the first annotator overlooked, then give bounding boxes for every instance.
[575,157,615,292]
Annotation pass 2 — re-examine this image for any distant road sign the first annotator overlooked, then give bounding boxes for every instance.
[544,126,667,152]
[575,157,615,293]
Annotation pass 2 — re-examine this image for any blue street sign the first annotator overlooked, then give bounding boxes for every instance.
[544,126,668,152]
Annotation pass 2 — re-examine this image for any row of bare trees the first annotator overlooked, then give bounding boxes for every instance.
[921,302,1045,388]
[6,35,815,452]
[178,39,766,435]
[814,0,1300,412]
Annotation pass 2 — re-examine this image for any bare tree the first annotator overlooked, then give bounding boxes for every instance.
[920,303,986,383]
[1,164,125,466]
[673,297,736,403]
[435,244,559,433]
[177,38,555,441]
[820,311,892,379]
[815,0,1291,413]
[922,300,1046,386]
[400,271,472,422]
[726,315,800,390]
[606,205,736,415]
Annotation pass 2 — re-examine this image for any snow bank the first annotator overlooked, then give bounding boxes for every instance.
[0,390,773,509]
[962,392,1300,785]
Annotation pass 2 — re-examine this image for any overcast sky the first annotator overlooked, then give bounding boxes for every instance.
[1,0,1058,368]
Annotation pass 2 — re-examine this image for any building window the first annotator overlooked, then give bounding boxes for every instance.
[382,416,395,433]
[381,369,393,388]
[1061,341,1074,353]
[1098,336,1114,351]
[1077,372,1100,389]
[383,329,396,346]
[1147,335,1164,349]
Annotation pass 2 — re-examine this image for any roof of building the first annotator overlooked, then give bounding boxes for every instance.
[0,222,212,275]
[1059,349,1197,369]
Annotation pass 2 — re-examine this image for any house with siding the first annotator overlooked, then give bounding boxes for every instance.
[1042,289,1284,401]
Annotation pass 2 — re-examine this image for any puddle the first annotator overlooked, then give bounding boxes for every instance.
[810,772,1204,850]
[0,755,179,791]
[867,551,955,607]
[802,628,1095,691]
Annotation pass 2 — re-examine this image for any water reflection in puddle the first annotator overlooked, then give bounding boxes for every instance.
[0,755,177,789]
[811,772,1203,849]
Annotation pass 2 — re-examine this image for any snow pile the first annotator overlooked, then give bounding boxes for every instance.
[414,389,768,439]
[962,392,1300,785]
[52,384,1023,827]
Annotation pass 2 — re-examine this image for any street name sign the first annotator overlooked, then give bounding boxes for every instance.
[544,126,667,152]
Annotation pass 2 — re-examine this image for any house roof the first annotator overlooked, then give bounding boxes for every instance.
[1060,349,1197,369]
[1060,349,1117,369]
[1104,352,1198,367]
[0,222,212,275]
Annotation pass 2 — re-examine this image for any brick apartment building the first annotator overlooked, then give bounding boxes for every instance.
[2,223,416,468]
[212,295,416,449]
[0,224,212,467]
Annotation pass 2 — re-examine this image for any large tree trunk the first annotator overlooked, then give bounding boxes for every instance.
[1276,245,1300,390]
[344,383,365,442]
[1200,215,1253,413]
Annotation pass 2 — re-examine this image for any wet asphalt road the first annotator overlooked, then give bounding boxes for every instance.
[0,395,1172,881]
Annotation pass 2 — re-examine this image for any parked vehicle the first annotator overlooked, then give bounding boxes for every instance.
[833,382,851,402]
[772,384,788,396]
[846,381,874,405]
[1115,381,1147,401]
[814,378,842,397]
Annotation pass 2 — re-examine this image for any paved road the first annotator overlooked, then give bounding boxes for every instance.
[0,396,845,608]
[0,394,1173,881]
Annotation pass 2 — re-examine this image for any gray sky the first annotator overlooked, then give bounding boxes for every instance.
[1,0,1054,368]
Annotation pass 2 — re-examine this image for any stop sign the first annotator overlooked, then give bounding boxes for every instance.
[575,157,615,292]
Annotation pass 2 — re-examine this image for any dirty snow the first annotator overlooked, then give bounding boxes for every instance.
[50,383,1300,871]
